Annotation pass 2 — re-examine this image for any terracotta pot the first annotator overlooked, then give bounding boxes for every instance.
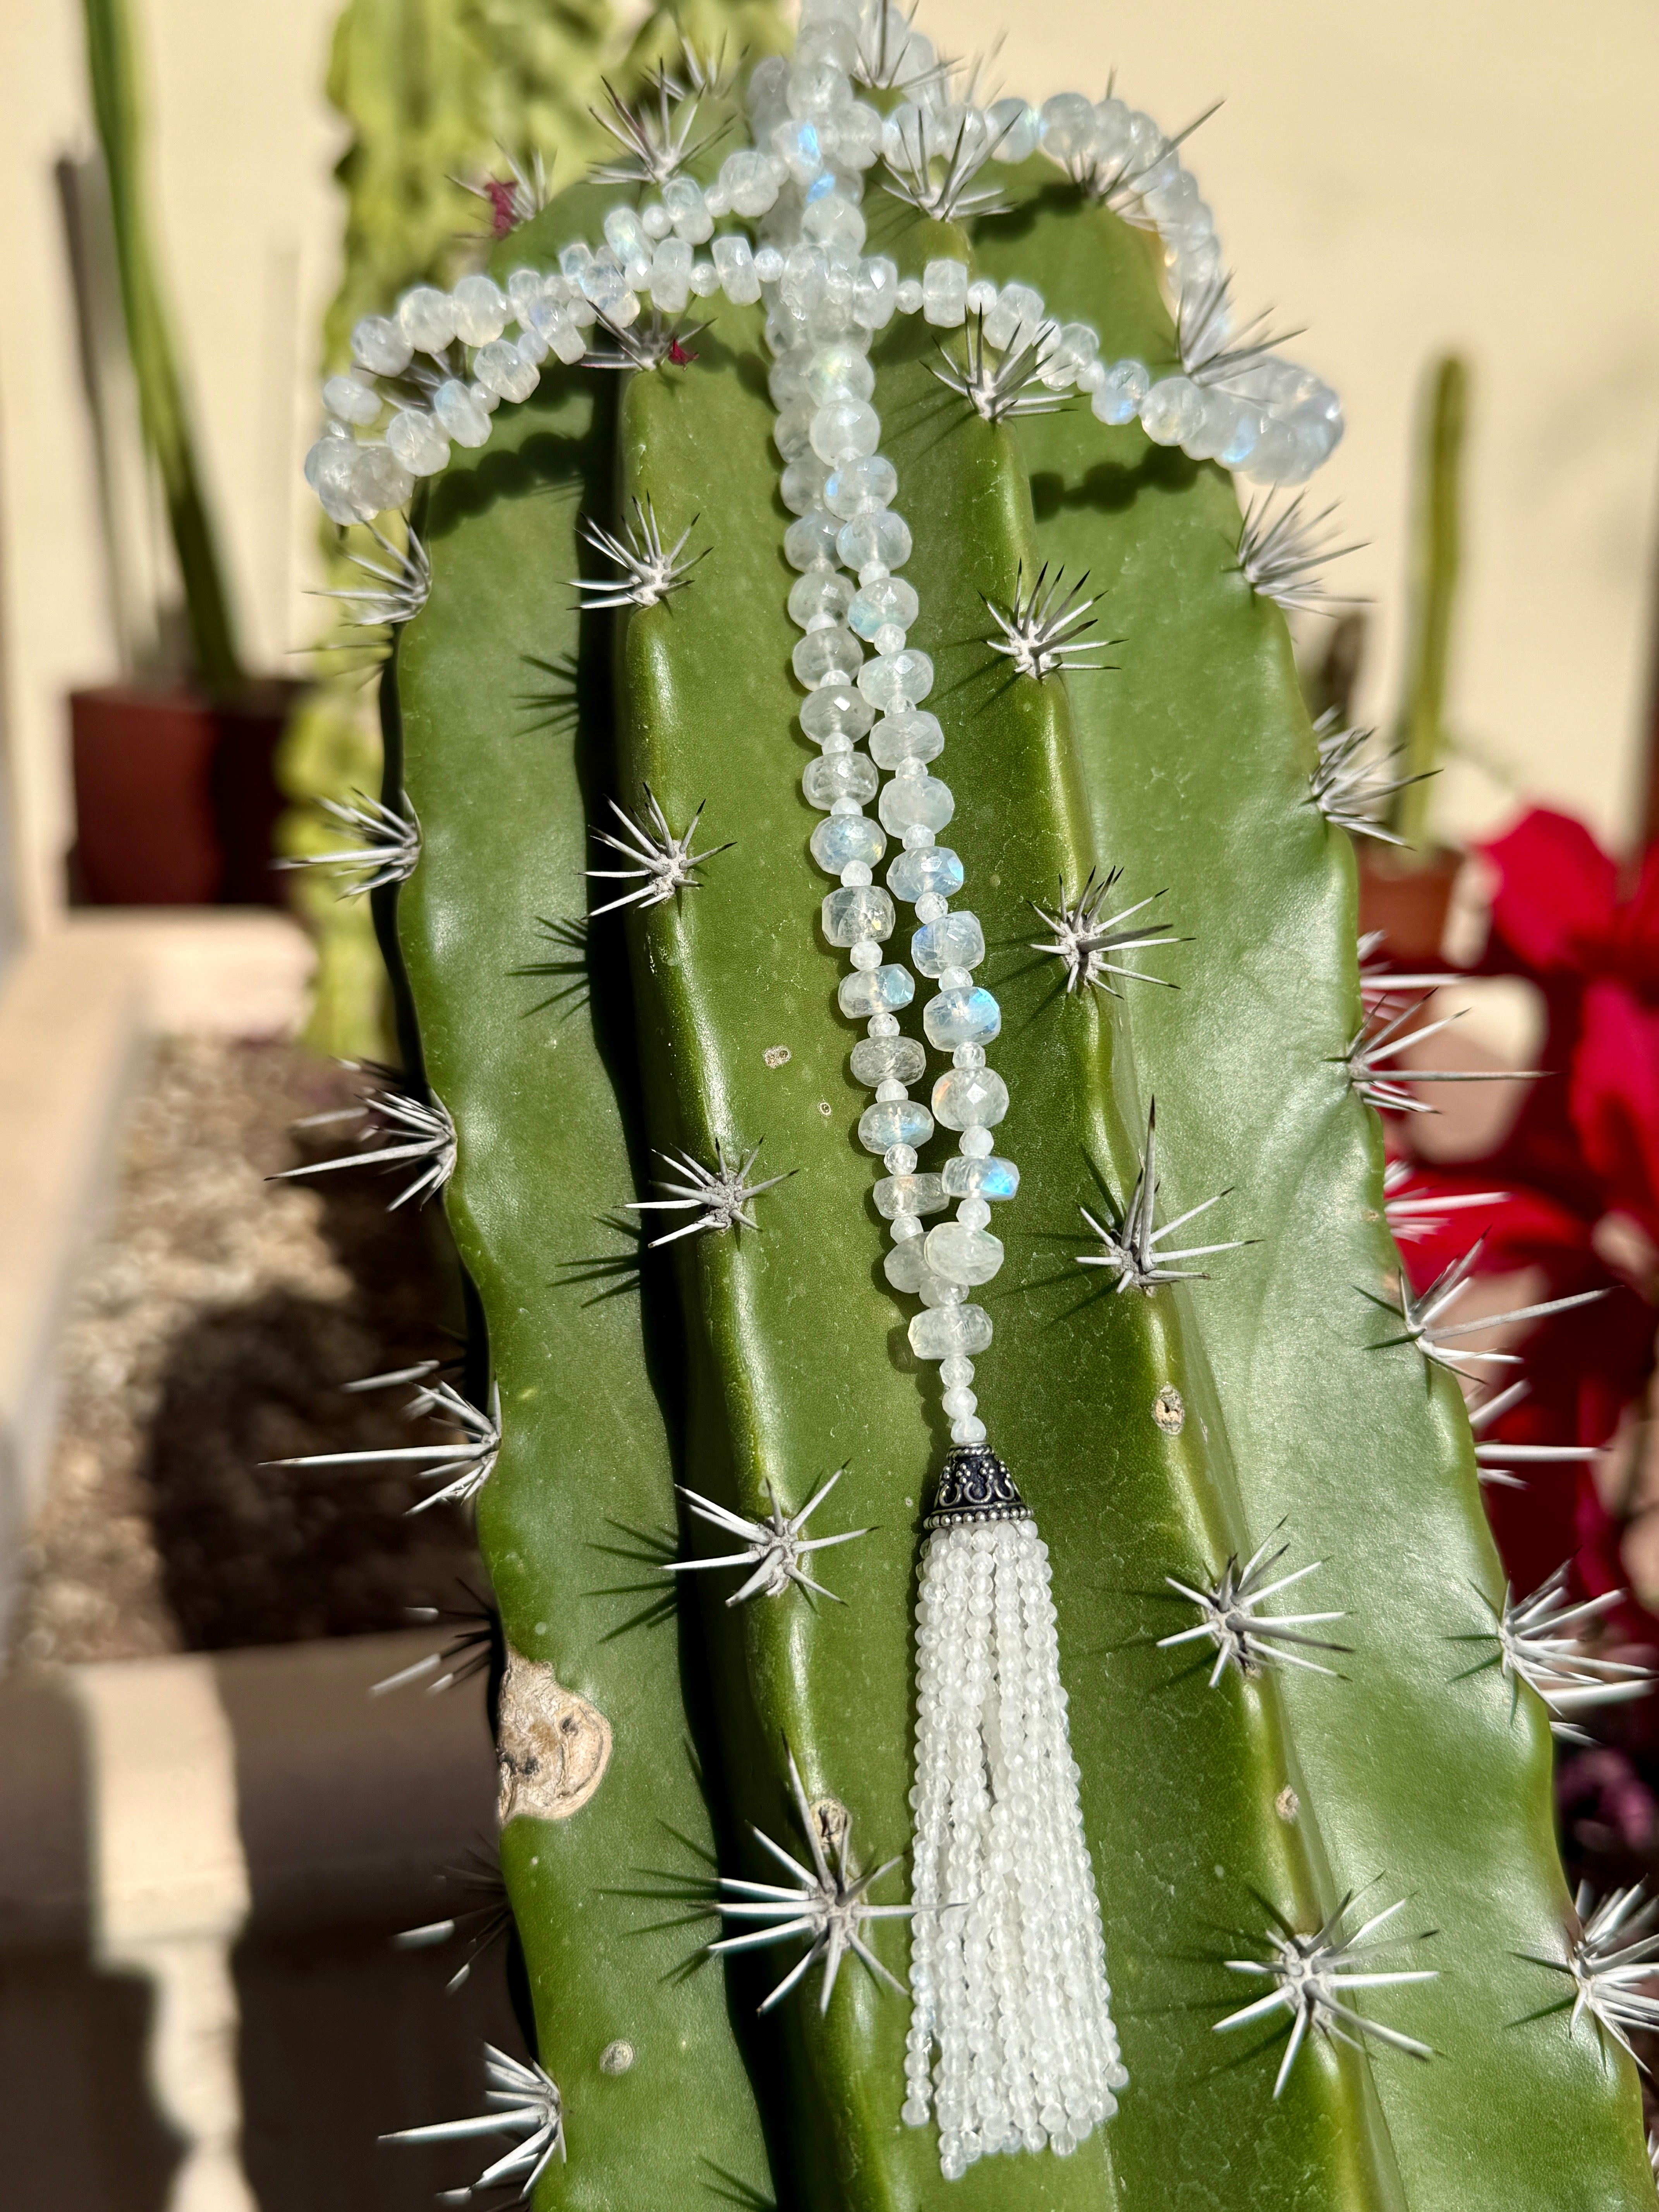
[1357,844,1463,965]
[69,678,302,907]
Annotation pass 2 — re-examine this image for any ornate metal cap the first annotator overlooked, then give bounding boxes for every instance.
[923,1442,1030,1530]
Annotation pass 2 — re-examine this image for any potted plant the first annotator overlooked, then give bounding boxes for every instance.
[1358,351,1469,958]
[65,0,298,907]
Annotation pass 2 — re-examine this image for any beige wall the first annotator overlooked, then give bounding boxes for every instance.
[0,0,345,931]
[3,0,1658,932]
[914,0,1659,852]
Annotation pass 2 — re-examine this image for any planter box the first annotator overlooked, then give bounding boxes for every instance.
[69,678,302,907]
[1357,845,1463,964]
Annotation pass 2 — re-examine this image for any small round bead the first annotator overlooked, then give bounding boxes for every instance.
[885,1143,919,1174]
[896,278,924,314]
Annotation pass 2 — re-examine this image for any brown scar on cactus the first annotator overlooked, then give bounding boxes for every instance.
[496,1650,612,1822]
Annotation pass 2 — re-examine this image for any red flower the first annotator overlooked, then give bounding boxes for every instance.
[1384,808,1658,1651]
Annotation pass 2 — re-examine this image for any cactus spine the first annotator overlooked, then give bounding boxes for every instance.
[298,10,1654,2206]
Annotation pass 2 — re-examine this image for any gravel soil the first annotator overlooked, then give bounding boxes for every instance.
[8,1037,481,1667]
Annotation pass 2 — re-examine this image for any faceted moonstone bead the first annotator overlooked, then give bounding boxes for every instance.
[853,255,900,329]
[472,339,538,402]
[879,774,954,835]
[811,400,880,464]
[603,206,651,265]
[838,963,914,1018]
[781,455,833,514]
[785,513,842,571]
[452,273,508,344]
[713,234,761,303]
[838,510,911,571]
[883,1238,933,1294]
[793,627,862,687]
[1139,376,1205,447]
[386,409,450,476]
[350,443,414,517]
[1092,358,1151,427]
[810,813,885,872]
[924,986,1001,1050]
[1039,91,1098,162]
[433,379,492,447]
[942,1153,1020,1200]
[801,191,866,258]
[987,96,1041,161]
[397,284,457,352]
[932,1065,1010,1129]
[888,845,964,903]
[821,884,893,945]
[1042,321,1102,389]
[859,1097,933,1153]
[352,315,412,376]
[306,436,361,523]
[912,912,984,975]
[507,266,545,315]
[649,239,693,312]
[805,752,884,814]
[800,684,874,744]
[870,709,943,769]
[788,570,855,627]
[806,345,875,404]
[849,577,919,639]
[663,175,714,243]
[850,1034,926,1085]
[804,753,878,809]
[774,400,816,459]
[720,149,779,218]
[983,282,1044,353]
[924,1222,1005,1286]
[826,454,898,518]
[533,306,587,363]
[323,373,381,426]
[908,1303,993,1359]
[1193,394,1264,469]
[859,649,934,711]
[921,258,969,326]
[874,1173,947,1219]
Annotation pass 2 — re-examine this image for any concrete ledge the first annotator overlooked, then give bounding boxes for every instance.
[0,927,149,1575]
[0,1632,496,1949]
[63,909,315,1039]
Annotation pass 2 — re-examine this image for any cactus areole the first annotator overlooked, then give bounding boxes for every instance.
[297,7,1656,2207]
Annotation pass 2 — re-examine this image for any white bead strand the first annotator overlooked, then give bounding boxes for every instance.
[772,14,1124,2170]
[906,1512,1127,2176]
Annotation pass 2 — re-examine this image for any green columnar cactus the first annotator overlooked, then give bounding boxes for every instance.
[292,12,1656,2207]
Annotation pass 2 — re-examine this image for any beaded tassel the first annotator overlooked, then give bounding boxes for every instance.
[903,1446,1126,2177]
